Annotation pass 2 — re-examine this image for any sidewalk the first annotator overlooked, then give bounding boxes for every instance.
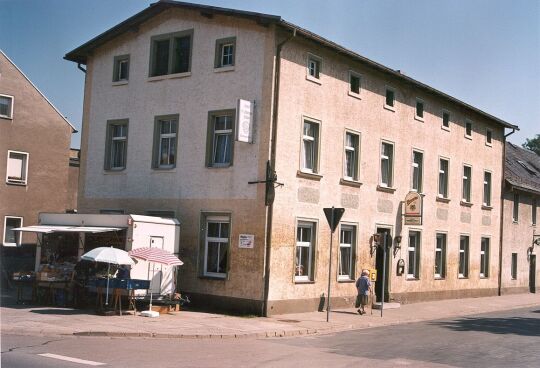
[1,292,539,339]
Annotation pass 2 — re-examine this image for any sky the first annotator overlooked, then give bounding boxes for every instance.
[1,0,538,149]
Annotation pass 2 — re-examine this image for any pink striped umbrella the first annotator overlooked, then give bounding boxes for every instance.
[128,247,183,266]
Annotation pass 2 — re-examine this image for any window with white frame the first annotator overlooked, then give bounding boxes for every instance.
[435,233,447,278]
[307,54,321,79]
[153,115,178,169]
[511,253,517,280]
[295,221,316,281]
[6,151,28,185]
[513,193,519,222]
[415,99,424,120]
[533,198,537,226]
[462,165,472,203]
[113,55,129,82]
[3,216,22,246]
[465,120,472,138]
[338,225,356,280]
[483,171,492,207]
[349,71,361,95]
[343,131,359,181]
[442,110,450,129]
[215,37,236,68]
[0,94,14,119]
[480,237,490,278]
[412,150,423,192]
[301,119,320,173]
[459,235,470,278]
[486,129,492,146]
[438,158,449,198]
[206,111,235,167]
[407,231,421,279]
[105,120,128,170]
[385,87,395,109]
[380,141,394,187]
[204,216,230,278]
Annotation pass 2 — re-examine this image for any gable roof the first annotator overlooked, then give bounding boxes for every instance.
[505,142,540,195]
[1,50,77,133]
[64,0,518,131]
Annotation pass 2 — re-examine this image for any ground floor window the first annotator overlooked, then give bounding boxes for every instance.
[407,230,421,279]
[511,253,517,280]
[3,216,23,246]
[41,232,79,264]
[295,221,316,281]
[203,216,229,278]
[338,225,356,280]
[459,235,470,278]
[435,233,447,278]
[480,237,490,278]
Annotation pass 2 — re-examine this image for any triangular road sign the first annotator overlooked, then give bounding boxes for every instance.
[323,207,345,233]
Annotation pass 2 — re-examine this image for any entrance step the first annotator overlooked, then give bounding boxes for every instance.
[372,302,401,310]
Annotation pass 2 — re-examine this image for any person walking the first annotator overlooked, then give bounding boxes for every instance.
[355,269,372,315]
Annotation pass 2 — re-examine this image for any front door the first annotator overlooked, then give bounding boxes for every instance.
[530,255,536,293]
[375,227,391,302]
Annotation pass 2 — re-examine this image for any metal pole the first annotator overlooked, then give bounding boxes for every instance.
[326,207,335,322]
[380,233,386,318]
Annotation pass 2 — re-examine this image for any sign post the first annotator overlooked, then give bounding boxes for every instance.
[323,206,345,322]
[380,232,387,317]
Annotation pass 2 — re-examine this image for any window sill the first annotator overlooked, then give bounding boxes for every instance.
[112,80,129,86]
[441,125,450,132]
[513,220,519,224]
[151,167,176,173]
[199,275,227,281]
[6,181,27,186]
[306,75,322,85]
[103,169,127,175]
[294,279,315,284]
[464,135,472,140]
[479,276,488,279]
[485,142,492,147]
[406,277,419,281]
[340,178,362,188]
[414,116,424,123]
[207,164,232,169]
[458,276,469,279]
[436,196,450,203]
[377,185,396,193]
[460,201,473,207]
[383,104,395,112]
[214,66,235,73]
[147,72,191,82]
[481,205,493,211]
[337,278,355,283]
[1,116,14,120]
[297,170,323,181]
[347,91,361,100]
[434,277,446,280]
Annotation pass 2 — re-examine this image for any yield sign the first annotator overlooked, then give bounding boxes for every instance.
[323,207,345,233]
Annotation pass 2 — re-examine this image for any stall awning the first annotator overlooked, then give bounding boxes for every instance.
[12,225,124,234]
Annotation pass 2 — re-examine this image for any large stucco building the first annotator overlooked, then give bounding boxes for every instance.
[65,1,521,315]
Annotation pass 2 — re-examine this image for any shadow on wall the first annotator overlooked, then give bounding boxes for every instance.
[430,313,540,337]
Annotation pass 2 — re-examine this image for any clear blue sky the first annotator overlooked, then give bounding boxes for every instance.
[1,0,538,148]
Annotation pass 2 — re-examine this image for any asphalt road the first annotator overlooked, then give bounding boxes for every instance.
[2,307,539,368]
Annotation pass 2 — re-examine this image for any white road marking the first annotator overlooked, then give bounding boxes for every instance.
[38,353,106,366]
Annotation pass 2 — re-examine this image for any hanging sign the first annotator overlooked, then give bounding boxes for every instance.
[238,234,255,249]
[404,191,422,225]
[236,99,254,143]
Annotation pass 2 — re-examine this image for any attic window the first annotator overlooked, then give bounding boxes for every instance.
[517,160,538,176]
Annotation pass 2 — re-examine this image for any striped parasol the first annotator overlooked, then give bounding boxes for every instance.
[128,247,183,266]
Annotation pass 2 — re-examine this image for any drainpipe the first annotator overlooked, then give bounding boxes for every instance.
[498,128,515,296]
[77,63,87,74]
[262,27,296,317]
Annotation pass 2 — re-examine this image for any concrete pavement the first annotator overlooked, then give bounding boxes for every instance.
[1,292,539,339]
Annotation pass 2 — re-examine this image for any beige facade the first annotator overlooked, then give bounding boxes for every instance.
[0,51,77,249]
[66,2,518,315]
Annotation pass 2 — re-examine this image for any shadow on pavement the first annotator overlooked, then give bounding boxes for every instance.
[332,310,360,316]
[29,308,93,315]
[430,313,540,337]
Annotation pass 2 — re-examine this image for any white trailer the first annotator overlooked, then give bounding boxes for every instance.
[14,213,180,295]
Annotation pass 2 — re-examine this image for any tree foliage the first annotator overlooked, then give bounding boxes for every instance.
[522,134,540,155]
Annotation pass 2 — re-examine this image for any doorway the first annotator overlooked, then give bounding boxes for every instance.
[375,227,391,302]
[530,254,536,293]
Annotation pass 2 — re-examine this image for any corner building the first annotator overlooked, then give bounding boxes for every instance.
[65,1,518,315]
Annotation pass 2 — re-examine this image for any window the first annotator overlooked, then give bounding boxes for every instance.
[511,253,517,280]
[113,55,129,82]
[385,87,395,109]
[459,235,470,278]
[411,150,423,192]
[295,221,316,281]
[343,131,360,181]
[483,171,492,207]
[206,110,235,167]
[349,71,361,95]
[149,30,193,77]
[104,119,128,170]
[146,210,176,219]
[407,231,421,279]
[442,110,450,129]
[301,119,320,173]
[465,120,472,138]
[435,233,447,278]
[438,158,449,198]
[3,216,22,246]
[462,165,472,203]
[480,237,490,278]
[307,54,321,80]
[533,198,537,226]
[215,37,236,68]
[152,115,178,169]
[380,141,394,187]
[415,99,424,120]
[486,129,492,146]
[513,193,519,222]
[203,216,230,278]
[99,209,125,214]
[338,225,356,280]
[6,151,28,185]
[0,94,14,119]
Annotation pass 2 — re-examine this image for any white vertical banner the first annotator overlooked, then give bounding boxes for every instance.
[236,99,254,143]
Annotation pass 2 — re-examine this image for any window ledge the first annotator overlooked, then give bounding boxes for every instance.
[294,279,315,284]
[406,277,419,281]
[297,170,323,181]
[383,104,395,112]
[337,278,355,283]
[103,169,127,175]
[460,201,473,207]
[441,125,450,132]
[414,116,424,122]
[207,164,232,169]
[513,220,519,224]
[436,196,451,203]
[306,75,322,85]
[377,185,396,193]
[481,205,493,211]
[347,91,361,100]
[199,275,227,281]
[340,178,362,188]
[1,116,14,120]
[458,276,469,279]
[464,135,472,140]
[112,80,129,86]
[151,168,176,173]
[6,181,27,186]
[214,66,235,73]
[434,277,446,280]
[485,142,493,147]
[147,72,191,82]
[479,276,488,279]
